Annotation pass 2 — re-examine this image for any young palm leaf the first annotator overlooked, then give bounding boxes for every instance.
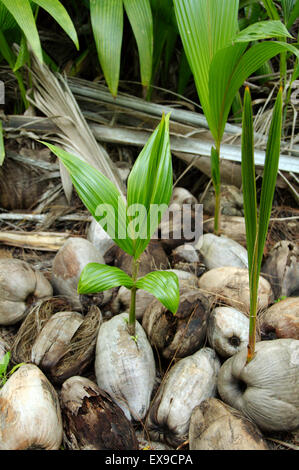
[174,0,298,235]
[127,113,172,259]
[242,87,283,364]
[90,0,153,97]
[42,115,179,337]
[40,142,133,256]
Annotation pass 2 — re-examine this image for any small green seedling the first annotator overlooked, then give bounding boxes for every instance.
[42,114,179,337]
[0,351,24,387]
[241,86,283,364]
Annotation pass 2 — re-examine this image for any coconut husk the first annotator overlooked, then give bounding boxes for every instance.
[51,305,101,383]
[11,297,72,364]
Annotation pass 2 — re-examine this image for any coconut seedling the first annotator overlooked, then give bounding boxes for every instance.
[174,0,299,234]
[217,87,299,433]
[241,86,283,363]
[42,114,179,338]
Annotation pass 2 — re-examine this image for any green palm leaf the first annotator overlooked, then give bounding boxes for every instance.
[173,0,239,127]
[257,87,283,269]
[136,271,179,314]
[234,20,292,42]
[90,0,123,97]
[123,0,153,87]
[0,0,43,61]
[31,0,79,50]
[209,40,299,142]
[241,88,257,278]
[78,263,133,294]
[127,113,173,259]
[41,142,134,256]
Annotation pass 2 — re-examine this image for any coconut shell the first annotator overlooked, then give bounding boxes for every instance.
[33,306,101,384]
[0,258,53,325]
[200,184,243,216]
[11,299,101,383]
[203,216,247,246]
[207,306,260,358]
[109,240,169,278]
[11,297,74,364]
[142,289,210,360]
[146,348,221,447]
[217,339,299,432]
[87,219,115,257]
[158,205,198,250]
[0,364,63,450]
[262,240,299,299]
[189,398,268,450]
[260,297,299,340]
[52,237,109,310]
[196,234,248,270]
[95,312,156,421]
[60,376,139,450]
[171,187,198,208]
[198,266,273,313]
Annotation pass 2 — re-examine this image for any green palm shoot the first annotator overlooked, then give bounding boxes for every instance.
[174,0,298,235]
[42,114,179,337]
[241,86,282,364]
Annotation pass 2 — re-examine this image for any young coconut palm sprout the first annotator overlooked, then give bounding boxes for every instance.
[242,86,282,363]
[173,0,299,234]
[42,114,179,338]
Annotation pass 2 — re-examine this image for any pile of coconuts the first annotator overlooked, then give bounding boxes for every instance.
[0,187,298,451]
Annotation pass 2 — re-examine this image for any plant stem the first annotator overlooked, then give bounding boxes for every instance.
[246,238,259,364]
[212,143,221,236]
[128,258,139,336]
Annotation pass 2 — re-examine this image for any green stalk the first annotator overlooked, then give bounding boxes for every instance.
[247,235,259,363]
[128,258,139,336]
[211,143,221,235]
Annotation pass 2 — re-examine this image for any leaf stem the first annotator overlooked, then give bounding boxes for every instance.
[128,258,139,336]
[212,143,221,236]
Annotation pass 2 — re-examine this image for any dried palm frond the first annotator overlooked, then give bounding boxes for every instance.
[27,54,124,201]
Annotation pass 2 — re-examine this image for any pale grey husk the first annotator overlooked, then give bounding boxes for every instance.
[0,364,63,450]
[146,347,221,447]
[207,306,259,358]
[0,258,53,325]
[94,312,156,421]
[189,398,268,450]
[217,339,299,432]
[196,233,248,270]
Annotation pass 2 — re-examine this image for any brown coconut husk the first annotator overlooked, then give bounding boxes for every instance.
[11,296,73,364]
[11,297,101,384]
[51,305,101,383]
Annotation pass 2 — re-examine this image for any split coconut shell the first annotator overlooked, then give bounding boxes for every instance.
[60,376,138,450]
[142,288,210,360]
